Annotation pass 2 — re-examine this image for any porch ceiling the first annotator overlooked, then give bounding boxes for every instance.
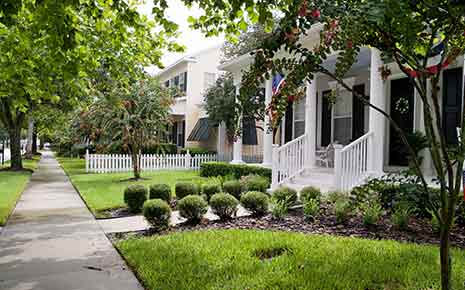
[321,47,371,77]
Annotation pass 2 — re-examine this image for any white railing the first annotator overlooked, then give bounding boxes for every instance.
[335,132,373,191]
[271,134,308,189]
[85,150,217,173]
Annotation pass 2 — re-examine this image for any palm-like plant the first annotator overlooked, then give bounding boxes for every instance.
[83,77,172,179]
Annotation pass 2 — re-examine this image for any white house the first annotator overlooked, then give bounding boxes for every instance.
[158,45,223,151]
[219,24,465,192]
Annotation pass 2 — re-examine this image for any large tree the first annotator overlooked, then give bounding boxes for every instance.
[0,0,182,170]
[154,0,465,289]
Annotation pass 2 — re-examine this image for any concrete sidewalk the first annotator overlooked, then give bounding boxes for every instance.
[0,151,142,290]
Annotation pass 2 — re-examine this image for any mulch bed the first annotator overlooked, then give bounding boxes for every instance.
[108,206,465,249]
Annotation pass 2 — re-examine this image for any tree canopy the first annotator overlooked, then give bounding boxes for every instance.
[0,0,183,170]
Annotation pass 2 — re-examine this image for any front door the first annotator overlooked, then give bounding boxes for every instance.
[284,101,294,143]
[389,78,414,166]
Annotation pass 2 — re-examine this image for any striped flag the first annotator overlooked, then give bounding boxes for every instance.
[272,73,286,96]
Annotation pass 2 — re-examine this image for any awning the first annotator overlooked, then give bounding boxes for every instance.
[242,118,258,145]
[187,117,212,142]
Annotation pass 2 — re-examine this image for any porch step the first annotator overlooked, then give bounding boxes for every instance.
[284,168,337,193]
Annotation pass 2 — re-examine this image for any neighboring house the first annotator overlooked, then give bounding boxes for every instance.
[219,24,465,192]
[157,46,223,151]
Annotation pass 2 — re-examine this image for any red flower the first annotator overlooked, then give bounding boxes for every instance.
[288,95,296,102]
[330,19,339,29]
[310,9,321,18]
[299,1,308,17]
[346,40,353,49]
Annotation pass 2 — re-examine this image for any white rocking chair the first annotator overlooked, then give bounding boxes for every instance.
[315,144,335,168]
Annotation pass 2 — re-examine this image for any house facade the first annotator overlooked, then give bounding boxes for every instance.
[158,46,222,151]
[220,25,465,192]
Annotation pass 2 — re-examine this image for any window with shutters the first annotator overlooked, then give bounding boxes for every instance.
[333,90,352,145]
[293,96,306,138]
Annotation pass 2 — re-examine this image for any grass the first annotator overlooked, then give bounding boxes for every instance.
[58,157,208,218]
[0,156,41,225]
[117,229,465,290]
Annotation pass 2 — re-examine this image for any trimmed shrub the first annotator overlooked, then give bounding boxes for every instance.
[177,195,208,223]
[240,191,269,216]
[200,162,272,180]
[223,180,242,199]
[149,184,171,203]
[175,182,200,200]
[300,186,321,203]
[143,199,171,230]
[124,184,148,213]
[209,193,239,220]
[391,206,413,230]
[272,186,298,207]
[334,199,352,224]
[202,183,221,201]
[241,174,270,193]
[303,198,320,221]
[359,201,383,226]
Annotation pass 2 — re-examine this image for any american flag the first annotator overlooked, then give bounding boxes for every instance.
[272,73,286,96]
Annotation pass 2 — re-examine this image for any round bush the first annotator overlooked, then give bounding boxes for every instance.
[272,186,298,207]
[241,175,270,193]
[202,183,221,201]
[149,184,171,203]
[143,199,171,230]
[240,191,269,216]
[300,186,321,203]
[124,184,148,213]
[175,182,200,200]
[177,195,208,223]
[223,180,242,199]
[210,193,239,220]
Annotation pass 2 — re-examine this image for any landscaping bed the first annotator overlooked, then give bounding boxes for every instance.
[116,229,465,290]
[109,206,465,249]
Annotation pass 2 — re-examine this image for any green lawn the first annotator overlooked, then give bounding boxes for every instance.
[117,229,465,290]
[0,156,41,225]
[58,157,207,218]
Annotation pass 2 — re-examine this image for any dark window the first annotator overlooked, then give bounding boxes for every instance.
[321,90,332,147]
[164,80,170,88]
[442,68,463,145]
[182,72,188,92]
[173,75,180,87]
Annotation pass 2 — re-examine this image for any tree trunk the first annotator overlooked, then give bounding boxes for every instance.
[440,224,452,290]
[25,116,34,159]
[39,137,45,150]
[8,125,23,170]
[131,149,141,179]
[32,130,37,154]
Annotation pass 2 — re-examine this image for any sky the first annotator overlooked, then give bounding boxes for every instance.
[138,0,224,74]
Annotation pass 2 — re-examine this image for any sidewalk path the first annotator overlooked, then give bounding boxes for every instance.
[0,151,142,290]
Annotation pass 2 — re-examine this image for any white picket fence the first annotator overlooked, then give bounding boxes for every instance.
[85,150,217,173]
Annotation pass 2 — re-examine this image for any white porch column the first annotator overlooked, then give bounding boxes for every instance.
[231,82,244,164]
[305,79,317,168]
[368,48,386,174]
[217,121,226,158]
[262,79,273,167]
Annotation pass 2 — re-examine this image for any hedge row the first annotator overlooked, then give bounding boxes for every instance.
[199,162,271,180]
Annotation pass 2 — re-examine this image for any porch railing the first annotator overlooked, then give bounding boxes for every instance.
[335,132,373,191]
[271,134,308,189]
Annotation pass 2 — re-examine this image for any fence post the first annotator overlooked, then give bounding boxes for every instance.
[334,144,343,191]
[271,145,279,190]
[185,150,192,169]
[85,149,89,173]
